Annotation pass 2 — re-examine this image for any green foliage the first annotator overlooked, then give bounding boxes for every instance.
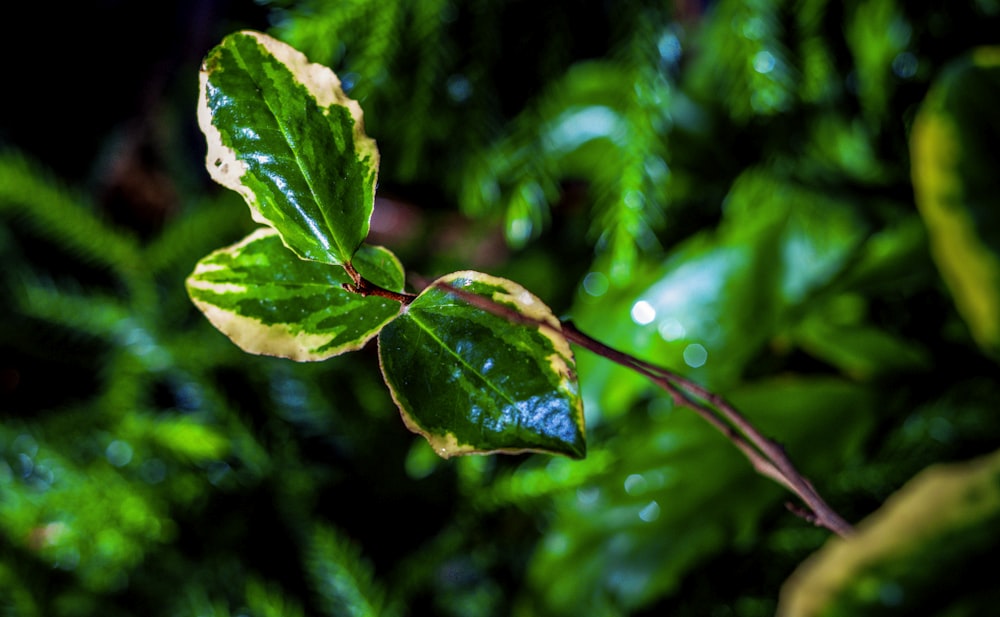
[187,229,405,360]
[780,448,1000,616]
[912,47,1000,355]
[199,30,379,265]
[307,525,402,617]
[191,31,586,458]
[3,1,1000,616]
[379,271,584,459]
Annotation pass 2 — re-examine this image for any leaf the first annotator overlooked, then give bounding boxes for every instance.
[525,378,875,614]
[911,47,1000,355]
[198,30,379,265]
[147,416,230,463]
[186,227,404,361]
[792,295,931,379]
[778,448,1000,616]
[378,271,585,459]
[574,170,869,420]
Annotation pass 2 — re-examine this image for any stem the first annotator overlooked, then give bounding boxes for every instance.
[560,322,854,537]
[432,280,854,537]
[342,262,416,304]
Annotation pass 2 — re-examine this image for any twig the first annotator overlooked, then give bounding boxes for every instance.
[369,278,854,537]
[559,322,854,537]
[341,261,417,304]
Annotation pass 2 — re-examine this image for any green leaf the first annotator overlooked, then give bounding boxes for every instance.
[779,448,1000,616]
[146,416,230,463]
[574,171,869,420]
[912,47,1000,355]
[378,271,585,459]
[198,30,379,265]
[186,228,403,361]
[791,294,931,380]
[526,378,874,614]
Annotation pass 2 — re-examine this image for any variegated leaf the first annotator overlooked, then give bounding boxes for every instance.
[378,271,586,459]
[198,30,379,265]
[912,47,1000,355]
[187,228,403,361]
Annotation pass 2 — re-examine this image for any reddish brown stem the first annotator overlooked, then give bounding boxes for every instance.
[341,262,416,304]
[559,322,854,537]
[414,280,855,537]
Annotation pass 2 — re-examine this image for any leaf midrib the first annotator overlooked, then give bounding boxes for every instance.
[407,309,518,409]
[229,36,349,262]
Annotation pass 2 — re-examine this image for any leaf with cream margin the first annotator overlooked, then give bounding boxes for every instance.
[198,30,379,265]
[778,448,1000,616]
[187,227,404,361]
[378,271,585,459]
[912,47,1000,355]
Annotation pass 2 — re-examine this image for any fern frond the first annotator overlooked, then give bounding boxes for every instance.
[845,0,910,123]
[0,151,140,275]
[686,0,797,121]
[269,0,402,93]
[245,577,305,617]
[794,0,843,105]
[14,278,131,343]
[390,0,452,181]
[143,194,250,275]
[306,525,401,617]
[474,448,616,512]
[459,20,673,277]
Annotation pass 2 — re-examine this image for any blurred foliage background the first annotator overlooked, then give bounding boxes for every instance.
[2,1,1000,615]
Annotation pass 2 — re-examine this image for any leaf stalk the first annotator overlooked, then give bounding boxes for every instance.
[430,280,854,537]
[342,262,417,304]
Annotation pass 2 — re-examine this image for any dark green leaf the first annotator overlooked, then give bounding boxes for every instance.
[198,30,379,265]
[792,296,931,379]
[574,171,869,419]
[187,228,403,361]
[378,271,585,458]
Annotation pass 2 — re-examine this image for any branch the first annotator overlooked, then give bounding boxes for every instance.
[560,322,854,537]
[432,280,854,537]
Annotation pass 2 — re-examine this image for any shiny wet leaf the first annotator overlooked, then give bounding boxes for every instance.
[187,228,403,361]
[378,271,585,458]
[198,30,379,265]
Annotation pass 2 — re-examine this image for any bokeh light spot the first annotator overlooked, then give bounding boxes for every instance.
[639,500,661,522]
[658,318,686,341]
[582,272,609,297]
[753,50,776,74]
[631,300,656,325]
[892,52,918,79]
[105,440,133,468]
[576,486,600,506]
[624,473,649,496]
[683,343,708,368]
[446,74,472,102]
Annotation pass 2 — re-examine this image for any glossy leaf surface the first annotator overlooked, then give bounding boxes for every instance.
[912,47,1000,355]
[187,228,403,361]
[198,30,379,265]
[378,271,585,459]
